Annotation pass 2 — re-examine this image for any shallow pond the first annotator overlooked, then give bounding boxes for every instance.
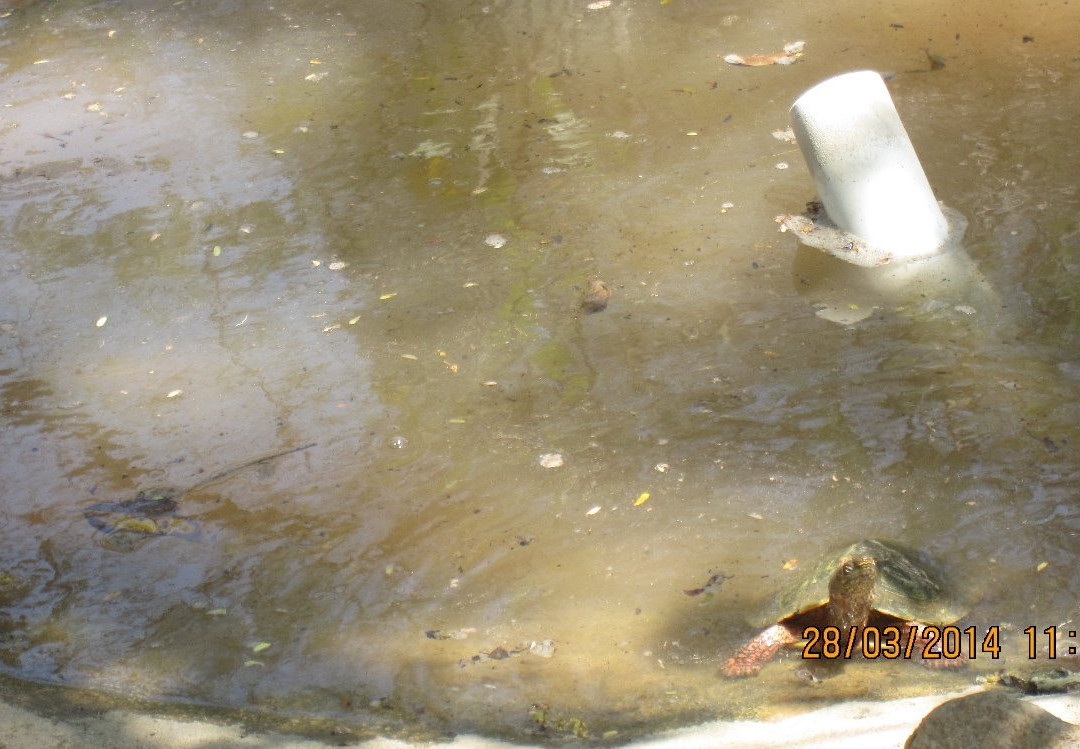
[2,0,1080,742]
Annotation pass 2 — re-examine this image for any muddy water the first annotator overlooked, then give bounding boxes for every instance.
[2,0,1080,742]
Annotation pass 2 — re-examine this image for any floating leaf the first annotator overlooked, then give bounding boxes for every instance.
[633,492,650,507]
[379,292,398,300]
[252,641,271,653]
[95,316,108,328]
[1037,561,1049,572]
[243,660,263,667]
[348,316,361,325]
[212,245,221,256]
[206,608,227,616]
[586,505,602,516]
[166,389,183,398]
[782,558,799,571]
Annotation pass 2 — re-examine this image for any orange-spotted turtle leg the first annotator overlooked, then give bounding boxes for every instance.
[723,624,798,677]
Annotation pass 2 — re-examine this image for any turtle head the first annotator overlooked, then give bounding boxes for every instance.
[827,554,878,628]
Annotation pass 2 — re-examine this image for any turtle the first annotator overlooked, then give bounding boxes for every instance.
[722,539,969,677]
[83,443,315,552]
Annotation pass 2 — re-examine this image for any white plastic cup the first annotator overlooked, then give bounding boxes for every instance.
[790,71,949,261]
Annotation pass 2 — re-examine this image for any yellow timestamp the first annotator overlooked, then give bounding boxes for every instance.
[1025,626,1080,659]
[800,625,1002,661]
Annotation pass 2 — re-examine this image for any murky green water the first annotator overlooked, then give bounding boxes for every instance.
[3,0,1080,742]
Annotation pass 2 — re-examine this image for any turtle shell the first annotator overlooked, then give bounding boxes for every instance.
[757,539,967,628]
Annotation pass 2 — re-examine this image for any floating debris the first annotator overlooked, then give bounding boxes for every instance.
[539,452,564,468]
[581,276,611,313]
[83,444,315,552]
[484,233,508,249]
[409,140,452,159]
[425,628,475,640]
[771,127,797,143]
[457,639,556,667]
[724,40,805,67]
[683,571,731,597]
[813,304,876,325]
[586,0,611,9]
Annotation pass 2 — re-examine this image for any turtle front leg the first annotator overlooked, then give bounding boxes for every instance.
[901,622,969,669]
[723,624,795,677]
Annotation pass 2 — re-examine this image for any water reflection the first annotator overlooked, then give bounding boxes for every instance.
[2,0,1080,741]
